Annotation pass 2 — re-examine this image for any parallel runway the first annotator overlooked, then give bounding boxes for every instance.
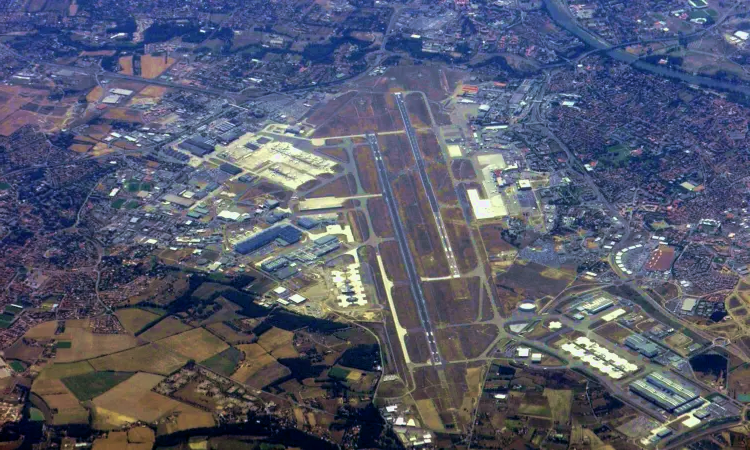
[367,132,443,365]
[393,93,460,278]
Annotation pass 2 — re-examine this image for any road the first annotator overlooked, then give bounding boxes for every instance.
[392,93,461,278]
[366,132,443,365]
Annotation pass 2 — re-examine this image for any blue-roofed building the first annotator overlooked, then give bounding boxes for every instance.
[297,217,319,230]
[234,225,302,254]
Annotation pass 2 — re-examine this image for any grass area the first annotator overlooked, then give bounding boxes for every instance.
[200,347,243,376]
[126,180,141,192]
[329,366,350,380]
[9,361,24,373]
[125,200,140,210]
[0,182,10,190]
[56,341,72,349]
[61,371,135,401]
[29,408,44,422]
[111,198,126,209]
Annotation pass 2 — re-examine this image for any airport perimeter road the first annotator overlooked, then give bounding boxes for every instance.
[393,93,460,278]
[367,133,443,365]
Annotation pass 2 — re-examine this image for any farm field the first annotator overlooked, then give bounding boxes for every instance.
[92,372,193,424]
[157,327,229,362]
[206,321,253,344]
[137,316,192,341]
[88,343,188,375]
[118,55,134,75]
[62,371,134,401]
[31,379,90,425]
[201,347,243,377]
[140,54,176,79]
[115,308,161,334]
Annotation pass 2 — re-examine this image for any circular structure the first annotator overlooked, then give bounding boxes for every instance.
[519,302,536,312]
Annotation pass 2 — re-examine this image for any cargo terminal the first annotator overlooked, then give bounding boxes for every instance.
[629,372,704,414]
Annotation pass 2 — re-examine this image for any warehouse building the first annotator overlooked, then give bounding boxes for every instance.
[234,225,302,254]
[630,372,702,413]
[625,334,660,358]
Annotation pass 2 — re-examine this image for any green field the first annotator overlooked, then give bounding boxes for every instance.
[56,341,72,349]
[125,200,140,210]
[200,347,243,376]
[9,361,24,373]
[61,371,135,401]
[29,408,44,422]
[111,198,126,209]
[0,182,10,190]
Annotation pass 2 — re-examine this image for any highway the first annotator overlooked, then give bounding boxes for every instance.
[366,132,443,365]
[392,93,461,278]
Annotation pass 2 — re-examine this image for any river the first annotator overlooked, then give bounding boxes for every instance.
[542,0,750,96]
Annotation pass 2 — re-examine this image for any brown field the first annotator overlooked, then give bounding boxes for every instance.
[86,85,104,103]
[391,172,450,278]
[32,379,89,425]
[118,55,134,75]
[348,210,370,242]
[391,285,422,330]
[257,327,295,354]
[55,326,139,363]
[353,146,380,194]
[479,224,517,261]
[313,92,404,137]
[140,54,176,79]
[103,107,142,122]
[88,343,188,375]
[378,240,408,283]
[4,339,44,363]
[358,246,387,303]
[405,331,431,363]
[156,408,215,435]
[358,66,464,102]
[435,324,498,361]
[306,174,357,198]
[317,147,349,163]
[206,322,253,345]
[367,197,393,238]
[115,308,161,334]
[306,91,358,126]
[451,159,477,180]
[379,133,414,169]
[404,93,432,128]
[231,344,290,388]
[594,322,632,345]
[158,328,229,362]
[137,85,168,98]
[422,277,482,326]
[137,316,192,341]
[495,261,574,316]
[443,208,478,273]
[92,372,199,424]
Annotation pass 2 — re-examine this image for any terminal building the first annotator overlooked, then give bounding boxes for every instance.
[234,225,302,254]
[625,334,660,358]
[630,372,704,414]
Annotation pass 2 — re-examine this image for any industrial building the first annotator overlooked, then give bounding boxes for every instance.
[219,163,242,176]
[234,225,302,254]
[629,372,703,413]
[178,137,217,157]
[577,296,614,314]
[625,334,660,358]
